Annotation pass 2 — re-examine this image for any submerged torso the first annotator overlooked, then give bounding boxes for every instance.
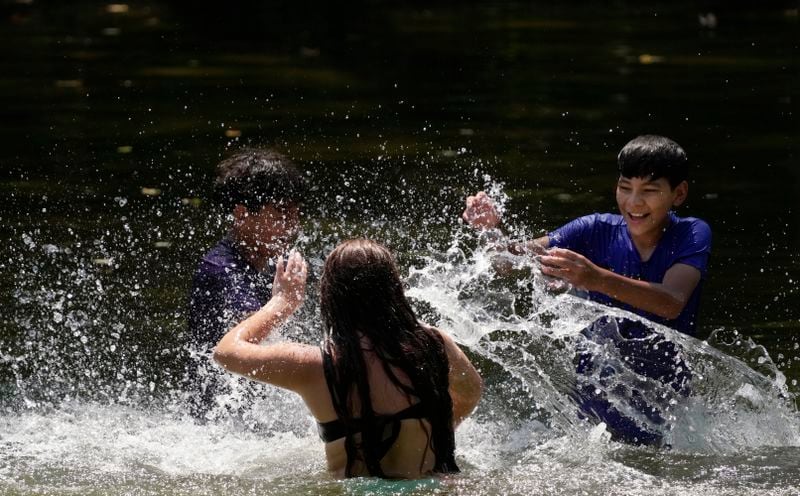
[302,347,438,479]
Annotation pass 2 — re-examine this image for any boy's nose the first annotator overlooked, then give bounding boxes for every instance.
[629,192,646,206]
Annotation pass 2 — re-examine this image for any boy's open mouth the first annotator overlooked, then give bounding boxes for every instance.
[628,212,649,221]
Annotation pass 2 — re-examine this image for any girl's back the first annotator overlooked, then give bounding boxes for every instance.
[320,346,437,478]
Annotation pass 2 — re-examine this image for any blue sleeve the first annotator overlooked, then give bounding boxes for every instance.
[673,219,712,278]
[548,214,599,251]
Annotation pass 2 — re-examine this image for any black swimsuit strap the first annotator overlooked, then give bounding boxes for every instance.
[318,346,428,456]
[317,401,427,443]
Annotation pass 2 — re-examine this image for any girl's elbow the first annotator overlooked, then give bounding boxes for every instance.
[212,346,233,369]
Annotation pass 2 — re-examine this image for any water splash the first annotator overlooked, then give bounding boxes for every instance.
[2,176,799,495]
[407,235,800,456]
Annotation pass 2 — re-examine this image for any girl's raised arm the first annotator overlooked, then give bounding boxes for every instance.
[213,251,320,392]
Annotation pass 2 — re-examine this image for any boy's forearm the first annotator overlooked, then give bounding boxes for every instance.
[479,229,549,255]
[592,269,686,320]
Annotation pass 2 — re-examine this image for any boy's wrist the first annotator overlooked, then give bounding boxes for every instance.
[478,227,505,244]
[591,266,619,296]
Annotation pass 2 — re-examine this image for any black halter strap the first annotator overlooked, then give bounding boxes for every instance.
[318,347,427,458]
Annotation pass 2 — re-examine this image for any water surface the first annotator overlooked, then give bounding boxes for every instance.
[1,2,798,494]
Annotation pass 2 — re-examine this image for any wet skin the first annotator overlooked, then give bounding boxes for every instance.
[615,175,688,260]
[232,202,301,271]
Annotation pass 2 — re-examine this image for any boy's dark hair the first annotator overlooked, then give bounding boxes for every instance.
[213,148,306,212]
[617,135,688,188]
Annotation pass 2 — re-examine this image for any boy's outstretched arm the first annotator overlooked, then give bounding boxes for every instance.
[539,248,701,319]
[462,191,550,254]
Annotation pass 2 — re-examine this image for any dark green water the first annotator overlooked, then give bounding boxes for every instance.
[2,0,797,377]
[0,2,799,494]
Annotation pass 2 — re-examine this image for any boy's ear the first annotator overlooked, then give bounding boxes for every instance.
[232,204,249,221]
[672,181,689,207]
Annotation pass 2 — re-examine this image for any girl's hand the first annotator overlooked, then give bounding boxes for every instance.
[272,250,308,312]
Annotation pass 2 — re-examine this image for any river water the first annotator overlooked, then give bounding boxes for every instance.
[1,2,799,495]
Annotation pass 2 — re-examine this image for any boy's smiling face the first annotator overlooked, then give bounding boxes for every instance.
[616,175,688,242]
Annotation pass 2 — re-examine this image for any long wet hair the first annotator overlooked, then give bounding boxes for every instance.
[319,239,458,477]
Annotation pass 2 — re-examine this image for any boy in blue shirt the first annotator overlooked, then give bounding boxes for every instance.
[463,135,711,336]
[463,135,711,444]
[186,148,306,416]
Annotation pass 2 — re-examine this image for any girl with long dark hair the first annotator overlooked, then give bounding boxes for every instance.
[214,240,482,479]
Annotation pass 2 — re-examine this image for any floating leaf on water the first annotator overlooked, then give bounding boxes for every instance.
[459,128,475,136]
[106,4,129,14]
[116,145,133,154]
[92,258,114,266]
[180,197,202,208]
[698,13,718,29]
[555,193,573,202]
[440,149,457,158]
[300,47,320,58]
[638,54,665,65]
[55,80,83,89]
[224,129,242,138]
[154,241,172,248]
[141,187,161,196]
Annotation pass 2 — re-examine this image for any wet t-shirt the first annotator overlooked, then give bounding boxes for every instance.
[188,236,275,349]
[548,212,712,335]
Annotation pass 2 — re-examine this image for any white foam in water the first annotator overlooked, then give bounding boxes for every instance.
[3,194,800,495]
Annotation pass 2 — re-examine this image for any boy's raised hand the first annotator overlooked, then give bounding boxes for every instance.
[272,250,308,312]
[539,248,602,291]
[463,191,501,230]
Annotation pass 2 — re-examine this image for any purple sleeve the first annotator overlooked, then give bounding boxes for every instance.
[224,278,265,315]
[188,262,263,346]
[548,214,599,251]
[673,219,712,277]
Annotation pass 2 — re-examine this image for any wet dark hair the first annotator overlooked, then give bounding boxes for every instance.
[319,239,458,478]
[617,135,688,189]
[213,148,306,212]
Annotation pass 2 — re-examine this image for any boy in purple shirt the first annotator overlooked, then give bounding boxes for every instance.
[463,135,711,335]
[547,210,710,335]
[186,148,306,415]
[463,135,711,445]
